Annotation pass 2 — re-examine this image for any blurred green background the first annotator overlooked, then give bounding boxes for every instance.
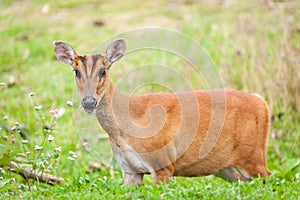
[0,0,299,199]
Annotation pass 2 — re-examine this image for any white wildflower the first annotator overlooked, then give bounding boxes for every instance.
[38,161,45,168]
[47,135,54,142]
[49,109,57,115]
[68,151,77,160]
[68,156,76,161]
[34,145,43,150]
[34,105,42,110]
[29,92,35,97]
[21,140,28,144]
[3,116,8,120]
[26,152,30,155]
[66,101,73,106]
[54,146,62,152]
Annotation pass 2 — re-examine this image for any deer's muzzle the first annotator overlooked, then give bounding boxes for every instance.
[82,97,97,114]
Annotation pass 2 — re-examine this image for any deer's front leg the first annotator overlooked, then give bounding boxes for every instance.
[153,164,174,185]
[122,172,144,186]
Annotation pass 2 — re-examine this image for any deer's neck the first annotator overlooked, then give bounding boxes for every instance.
[95,81,128,140]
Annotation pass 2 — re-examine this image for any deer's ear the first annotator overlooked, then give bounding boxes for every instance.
[53,41,76,65]
[106,39,126,65]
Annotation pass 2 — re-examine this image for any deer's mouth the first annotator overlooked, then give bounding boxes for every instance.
[82,97,97,115]
[83,107,96,115]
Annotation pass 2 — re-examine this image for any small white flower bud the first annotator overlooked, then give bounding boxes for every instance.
[66,101,73,106]
[34,105,42,110]
[29,92,35,97]
[34,145,43,150]
[22,140,28,144]
[47,135,54,141]
[54,146,62,152]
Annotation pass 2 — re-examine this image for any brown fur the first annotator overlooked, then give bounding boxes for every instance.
[54,39,271,185]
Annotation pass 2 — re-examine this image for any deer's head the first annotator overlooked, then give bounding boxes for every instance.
[53,39,126,114]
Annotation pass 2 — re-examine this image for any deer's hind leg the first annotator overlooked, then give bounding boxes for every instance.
[232,138,271,179]
[235,162,271,179]
[230,146,271,181]
[231,116,271,180]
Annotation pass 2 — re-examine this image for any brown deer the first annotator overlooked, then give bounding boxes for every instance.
[53,39,271,185]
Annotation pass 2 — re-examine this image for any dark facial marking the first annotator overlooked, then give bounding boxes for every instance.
[91,54,100,74]
[79,56,87,69]
[99,68,106,79]
[74,69,81,79]
[92,54,99,67]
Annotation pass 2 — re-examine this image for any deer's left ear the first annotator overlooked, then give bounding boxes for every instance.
[53,41,77,65]
[106,39,126,65]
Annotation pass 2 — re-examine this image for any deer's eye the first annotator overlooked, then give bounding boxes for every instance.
[74,69,81,79]
[99,68,106,78]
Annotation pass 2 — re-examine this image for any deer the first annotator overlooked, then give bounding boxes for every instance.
[53,39,271,185]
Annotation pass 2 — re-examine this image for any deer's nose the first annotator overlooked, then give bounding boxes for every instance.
[82,97,97,108]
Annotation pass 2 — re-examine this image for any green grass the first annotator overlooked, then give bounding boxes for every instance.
[0,0,299,199]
